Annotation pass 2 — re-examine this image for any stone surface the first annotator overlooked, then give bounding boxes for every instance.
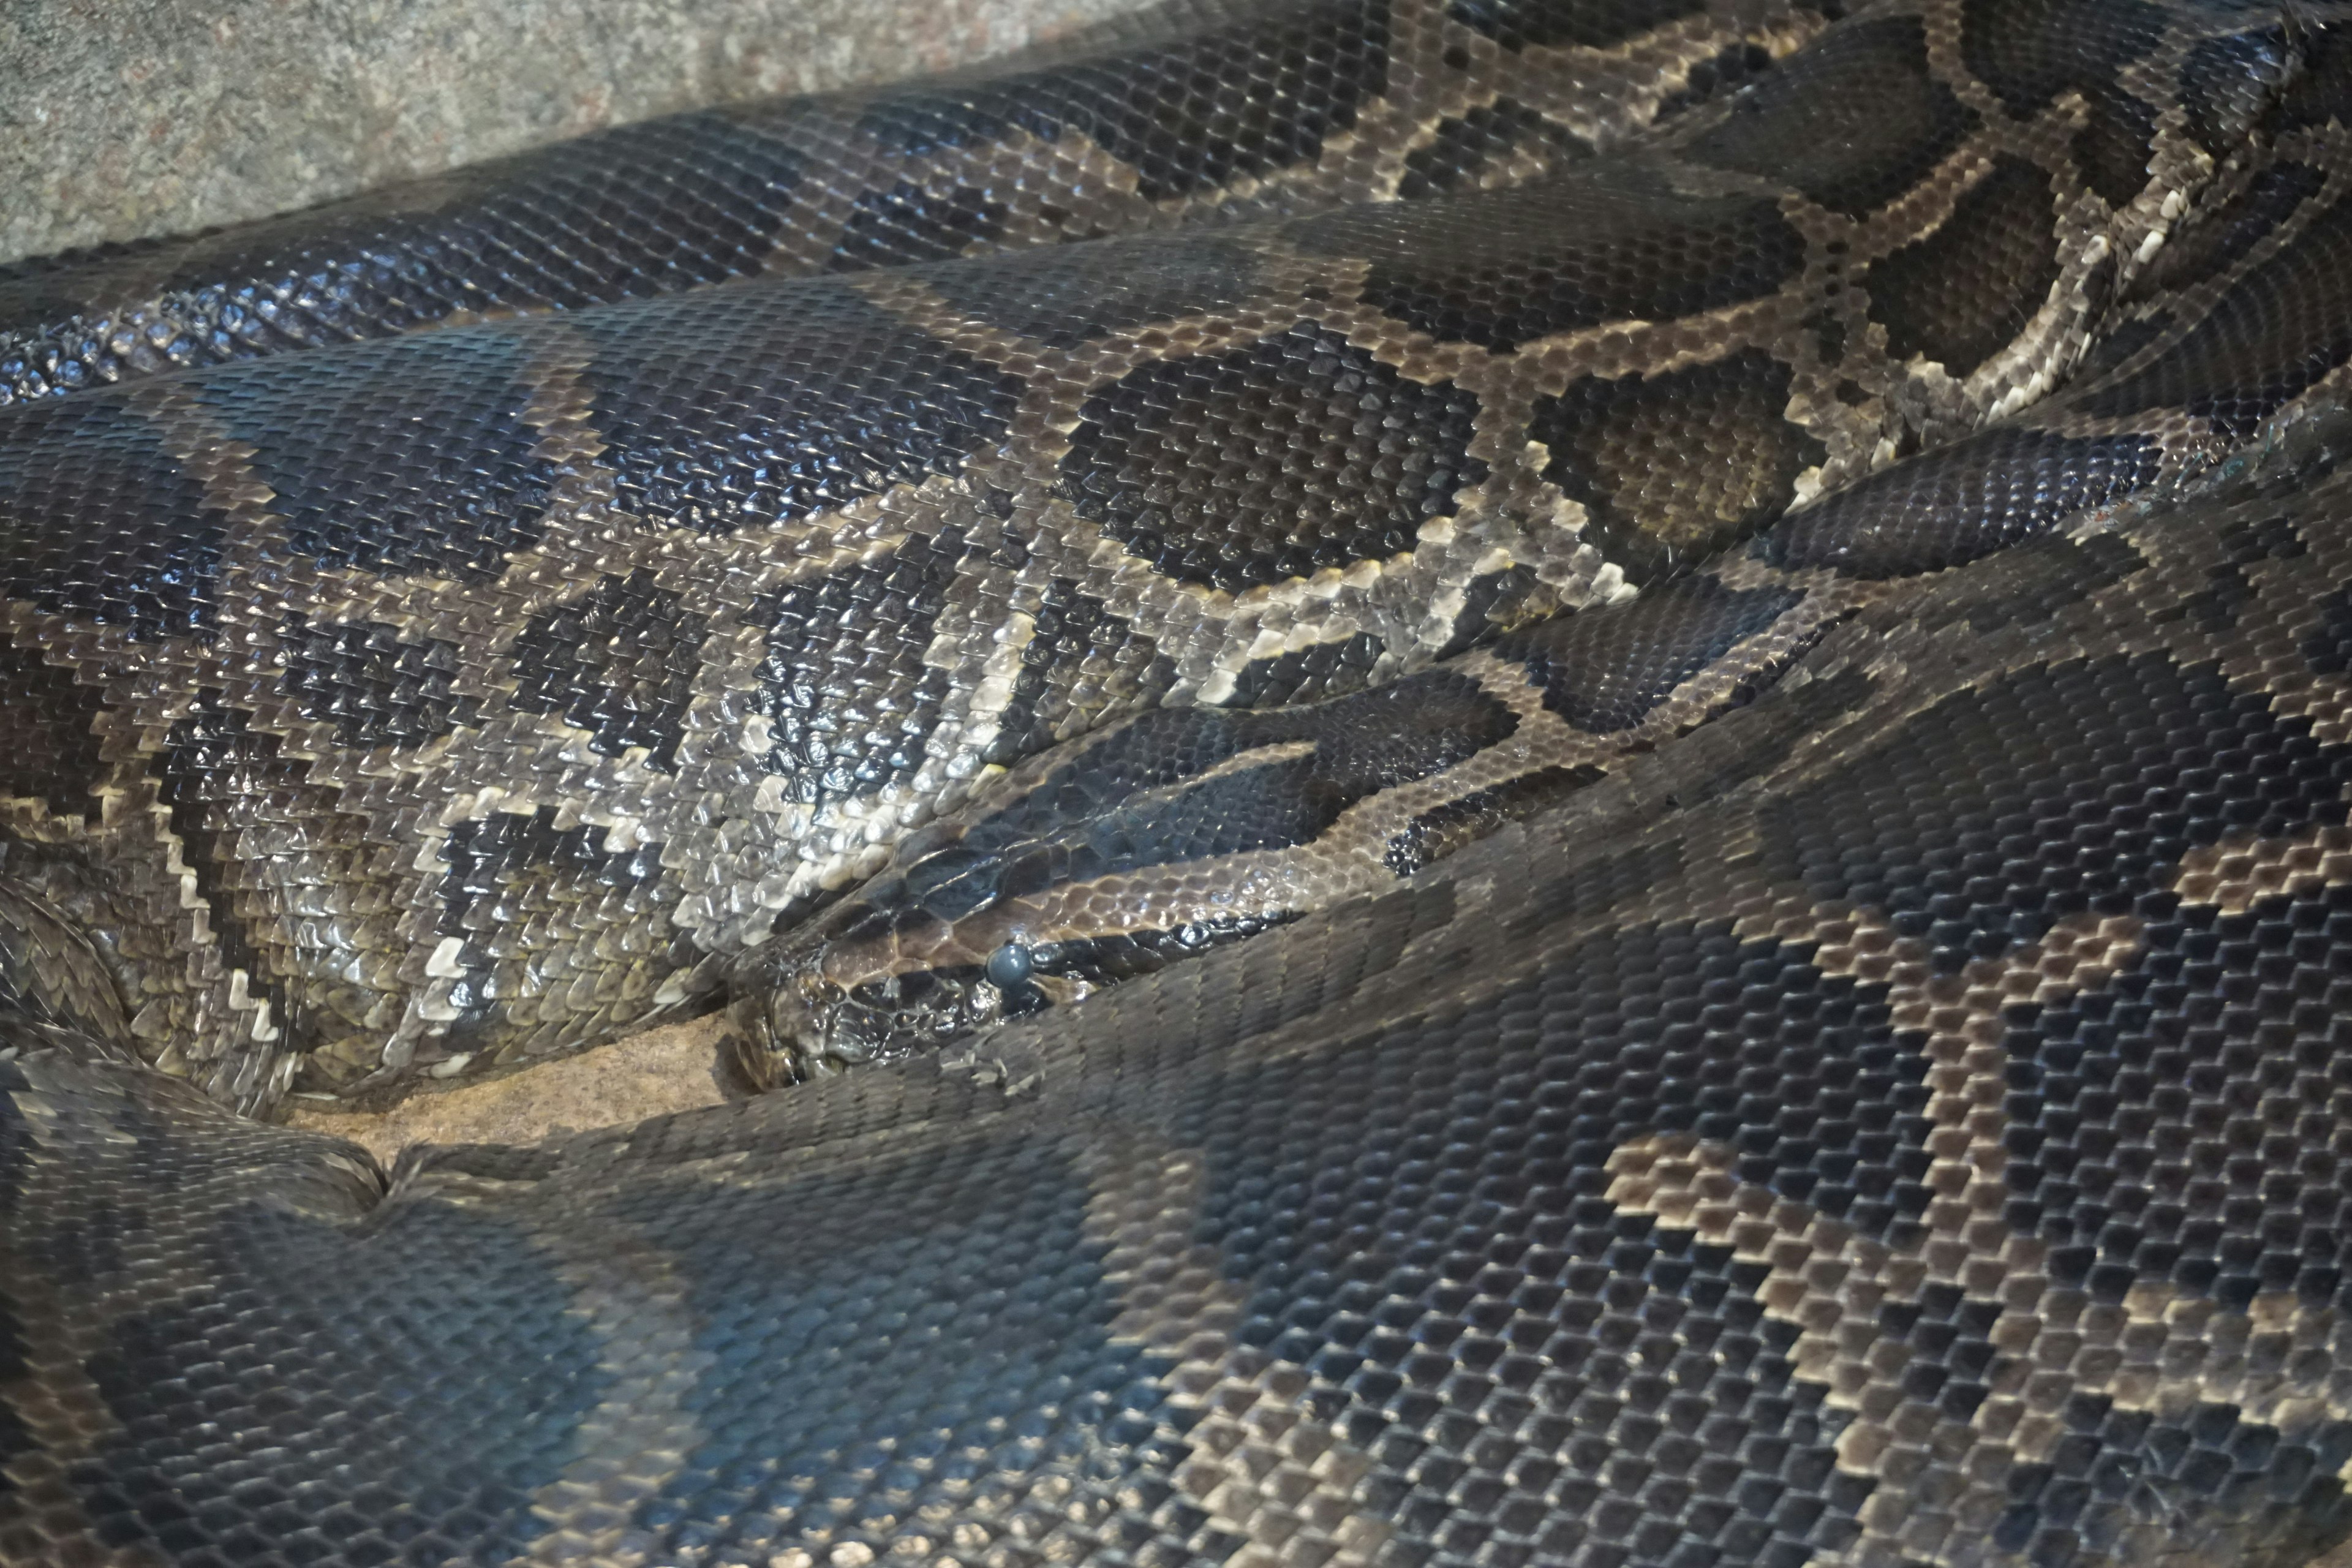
[2,0,1155,263]
[285,1014,737,1162]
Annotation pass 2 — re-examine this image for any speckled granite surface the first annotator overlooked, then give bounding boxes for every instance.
[1,0,1155,263]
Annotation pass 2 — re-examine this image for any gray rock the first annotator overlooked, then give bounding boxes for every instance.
[2,0,1154,264]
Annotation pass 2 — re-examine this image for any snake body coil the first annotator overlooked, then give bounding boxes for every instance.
[7,0,2352,1561]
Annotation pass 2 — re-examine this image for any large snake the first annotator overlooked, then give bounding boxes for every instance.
[7,0,2352,1560]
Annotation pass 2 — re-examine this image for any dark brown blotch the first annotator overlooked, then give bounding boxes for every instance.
[914,234,1261,349]
[579,285,1023,536]
[1865,157,2060,379]
[507,570,708,772]
[981,577,1177,766]
[1448,0,1708,51]
[198,326,557,579]
[1383,763,1605,875]
[828,182,1007,272]
[2130,162,2323,303]
[1294,173,1806,352]
[1495,575,1805,732]
[1683,17,1978,219]
[1532,347,1823,582]
[0,643,111,820]
[1397,100,1593,202]
[282,619,478,752]
[0,392,228,639]
[1058,325,1486,591]
[750,529,970,807]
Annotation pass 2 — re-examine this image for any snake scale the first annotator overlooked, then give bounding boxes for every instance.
[8,0,2352,1560]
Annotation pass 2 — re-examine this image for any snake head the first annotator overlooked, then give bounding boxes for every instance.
[729,935,1048,1089]
[727,695,1415,1086]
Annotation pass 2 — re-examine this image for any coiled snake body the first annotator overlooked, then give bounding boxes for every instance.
[7,0,2352,1562]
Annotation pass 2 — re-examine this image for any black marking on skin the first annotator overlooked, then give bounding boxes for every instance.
[1058,325,1486,591]
[1959,0,2166,116]
[1227,630,1387,709]
[2072,195,2352,439]
[1396,100,1593,202]
[198,328,556,578]
[435,806,660,1044]
[1684,18,1979,219]
[752,528,970,807]
[983,577,1177,768]
[1185,916,1918,1555]
[828,182,1007,271]
[1294,172,1806,352]
[2307,587,2352,676]
[507,570,707,771]
[1754,652,2352,970]
[2133,164,2326,303]
[1865,157,2061,379]
[151,696,298,1016]
[624,1135,1176,1555]
[1448,0,1708,51]
[866,670,1520,930]
[1383,762,1607,875]
[1494,576,1806,731]
[2074,88,2161,208]
[1943,531,2146,636]
[2003,884,2352,1312]
[1956,0,2179,206]
[1760,428,2163,577]
[281,619,477,752]
[1654,41,1779,119]
[2073,311,2172,380]
[0,393,228,639]
[2180,29,2293,157]
[77,1200,616,1565]
[1532,349,1826,581]
[1433,562,1544,660]
[0,643,110,820]
[912,233,1261,349]
[577,284,1024,535]
[2166,516,2310,633]
[853,0,1391,201]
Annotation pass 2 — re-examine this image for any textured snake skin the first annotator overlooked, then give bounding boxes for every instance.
[6,407,2352,1566]
[0,0,1829,406]
[10,1,2352,1559]
[739,23,2352,1077]
[0,0,2320,1113]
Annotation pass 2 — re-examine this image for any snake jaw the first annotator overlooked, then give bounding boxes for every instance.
[731,944,1030,1088]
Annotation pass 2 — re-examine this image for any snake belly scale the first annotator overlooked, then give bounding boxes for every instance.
[8,0,2352,1562]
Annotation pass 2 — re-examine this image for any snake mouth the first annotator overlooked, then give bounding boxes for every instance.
[733,953,1020,1087]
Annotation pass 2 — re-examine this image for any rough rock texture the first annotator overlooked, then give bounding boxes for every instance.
[1,0,1154,263]
[284,1016,736,1161]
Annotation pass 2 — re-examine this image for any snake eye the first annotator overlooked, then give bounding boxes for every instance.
[984,942,1034,988]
